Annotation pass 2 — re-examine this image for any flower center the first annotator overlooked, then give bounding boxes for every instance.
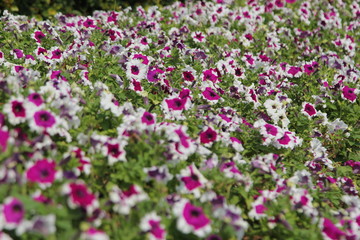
[131,66,139,74]
[12,204,23,212]
[14,104,24,113]
[40,113,50,121]
[75,189,85,198]
[190,209,200,217]
[145,114,153,121]
[40,169,49,178]
[190,174,199,181]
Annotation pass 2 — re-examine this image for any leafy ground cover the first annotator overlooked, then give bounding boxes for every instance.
[0,0,359,239]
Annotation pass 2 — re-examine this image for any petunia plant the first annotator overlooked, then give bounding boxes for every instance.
[0,0,359,239]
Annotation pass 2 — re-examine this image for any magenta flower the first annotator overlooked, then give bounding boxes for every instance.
[140,212,166,240]
[2,197,24,225]
[244,54,254,65]
[255,204,267,214]
[173,199,211,236]
[34,110,56,128]
[192,32,206,43]
[83,18,96,28]
[264,124,278,136]
[181,172,202,191]
[132,79,143,91]
[149,220,165,239]
[287,66,302,76]
[68,182,96,208]
[342,86,357,102]
[12,49,24,59]
[182,71,195,81]
[277,132,291,145]
[202,69,218,82]
[303,64,315,75]
[50,70,62,79]
[219,114,231,122]
[147,67,164,82]
[302,103,317,117]
[51,49,62,59]
[107,143,122,158]
[104,141,126,165]
[34,31,46,43]
[165,98,187,111]
[28,93,44,106]
[141,111,155,125]
[200,127,217,144]
[202,87,220,101]
[12,101,26,118]
[14,65,25,73]
[183,202,210,230]
[26,159,57,184]
[179,89,191,99]
[275,0,284,7]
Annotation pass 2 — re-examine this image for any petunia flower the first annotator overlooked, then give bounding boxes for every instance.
[26,159,57,187]
[126,59,148,81]
[103,140,126,165]
[173,199,211,237]
[62,182,98,213]
[202,87,221,102]
[147,67,164,83]
[11,49,24,59]
[302,102,317,117]
[191,31,206,43]
[0,197,25,230]
[200,127,217,144]
[33,110,56,128]
[177,163,209,198]
[140,212,166,240]
[342,85,357,102]
[33,31,46,43]
[141,111,156,125]
[165,97,187,111]
[3,98,28,125]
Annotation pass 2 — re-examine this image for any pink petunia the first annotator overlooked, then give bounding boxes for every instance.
[26,159,57,185]
[200,127,217,144]
[342,86,357,102]
[202,87,221,101]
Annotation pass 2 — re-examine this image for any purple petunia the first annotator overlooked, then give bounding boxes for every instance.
[33,110,56,128]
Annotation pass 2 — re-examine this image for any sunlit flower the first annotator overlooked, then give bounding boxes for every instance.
[173,199,211,237]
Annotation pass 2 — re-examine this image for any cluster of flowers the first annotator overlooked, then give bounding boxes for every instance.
[0,0,359,239]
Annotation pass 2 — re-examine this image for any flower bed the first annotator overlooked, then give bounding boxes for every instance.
[0,0,359,239]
